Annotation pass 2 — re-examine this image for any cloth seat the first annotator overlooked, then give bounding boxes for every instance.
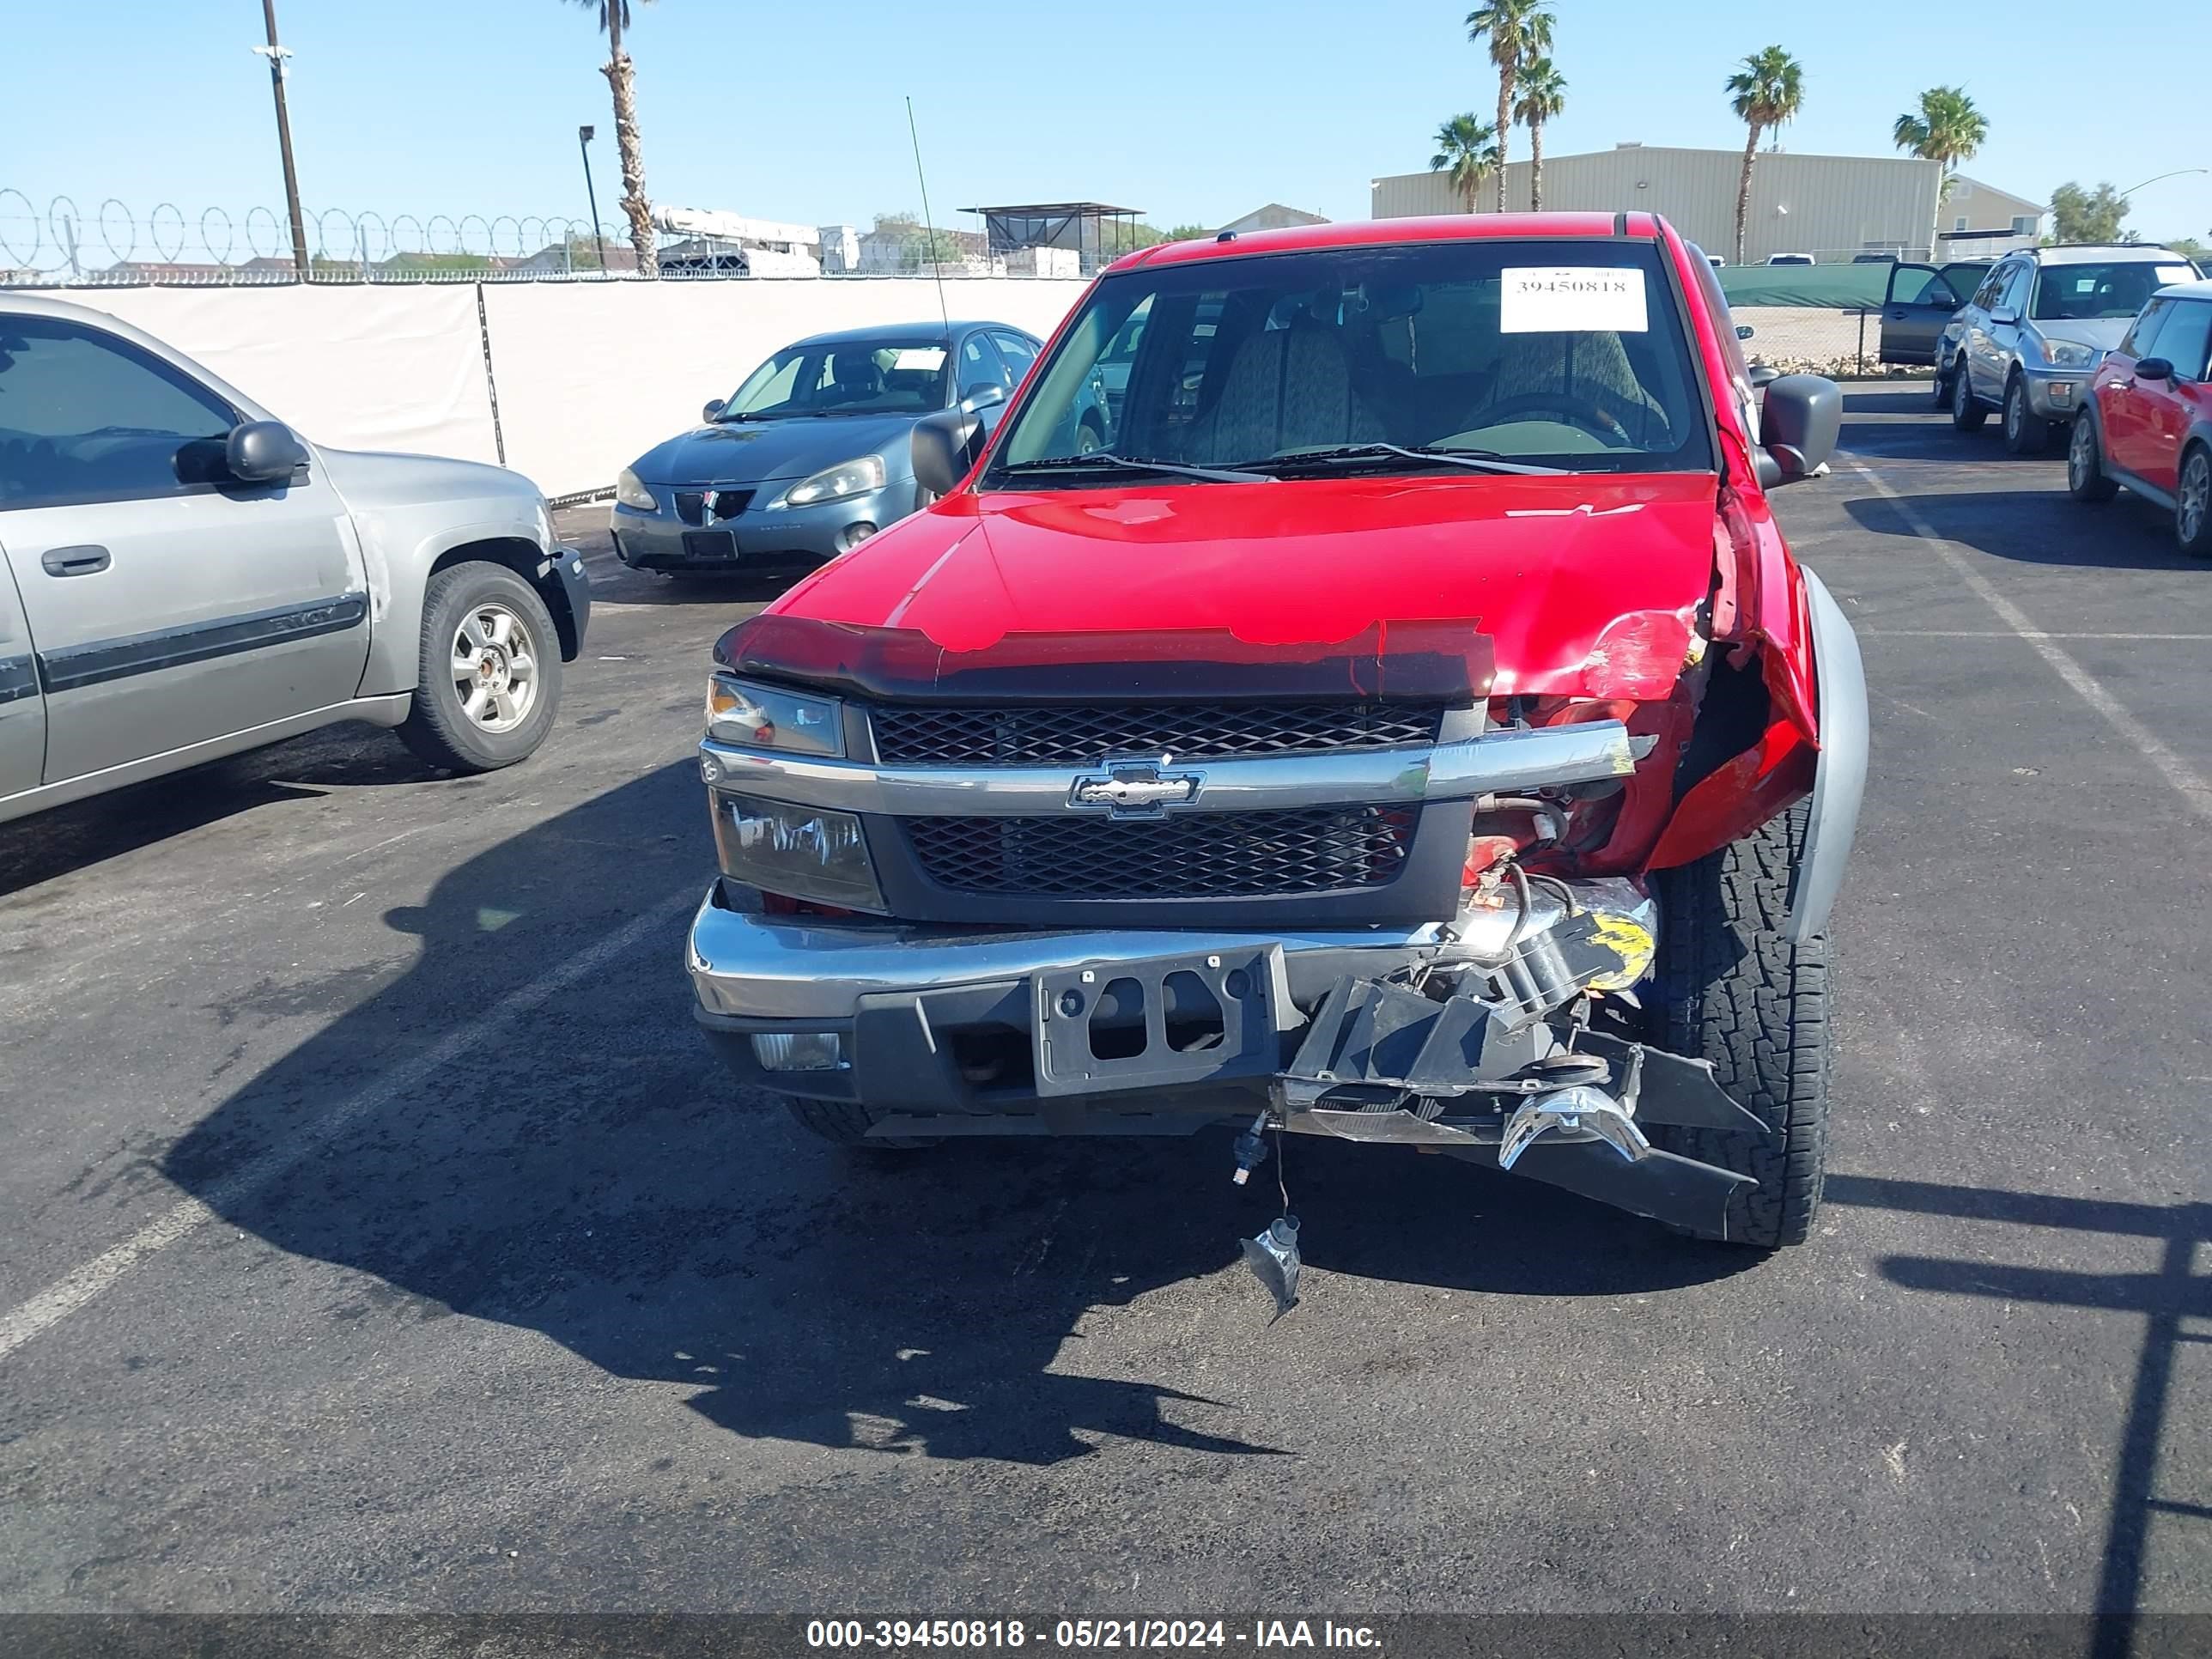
[1188,320,1387,462]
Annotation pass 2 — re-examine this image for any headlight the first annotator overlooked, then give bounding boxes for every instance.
[614,466,657,511]
[711,795,884,911]
[2037,337,2098,368]
[780,455,886,507]
[704,674,844,757]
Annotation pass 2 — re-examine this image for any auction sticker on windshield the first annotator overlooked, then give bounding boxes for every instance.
[892,347,948,370]
[1501,266,1649,334]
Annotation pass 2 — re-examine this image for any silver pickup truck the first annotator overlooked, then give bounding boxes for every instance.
[0,293,589,824]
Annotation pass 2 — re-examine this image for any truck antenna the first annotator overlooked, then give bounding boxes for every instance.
[905,95,952,333]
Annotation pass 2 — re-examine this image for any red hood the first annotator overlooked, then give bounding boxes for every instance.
[770,471,1722,696]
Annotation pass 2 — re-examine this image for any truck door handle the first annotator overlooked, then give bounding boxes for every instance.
[41,544,111,576]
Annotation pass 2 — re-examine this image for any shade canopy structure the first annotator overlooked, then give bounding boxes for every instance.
[963,202,1145,274]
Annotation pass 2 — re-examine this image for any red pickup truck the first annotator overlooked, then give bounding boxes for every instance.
[687,213,1863,1255]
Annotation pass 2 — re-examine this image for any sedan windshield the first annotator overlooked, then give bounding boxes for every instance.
[721,338,950,419]
[2033,262,2198,323]
[990,240,1712,483]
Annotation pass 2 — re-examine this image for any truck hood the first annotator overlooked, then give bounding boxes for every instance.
[769,471,1723,696]
[630,414,921,487]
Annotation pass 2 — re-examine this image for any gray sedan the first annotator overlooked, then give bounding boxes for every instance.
[611,322,1041,576]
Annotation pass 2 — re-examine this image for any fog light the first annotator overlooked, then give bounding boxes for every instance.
[2047,380,2075,405]
[839,520,878,552]
[751,1031,847,1072]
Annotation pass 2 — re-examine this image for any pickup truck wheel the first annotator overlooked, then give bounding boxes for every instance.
[2068,412,2119,502]
[784,1097,939,1151]
[2002,374,2051,455]
[1950,361,1989,431]
[1647,801,1831,1249]
[2177,447,2212,559]
[398,562,562,774]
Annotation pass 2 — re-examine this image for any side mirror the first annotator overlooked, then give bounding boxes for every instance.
[226,420,307,484]
[1747,362,1781,389]
[912,405,985,497]
[1990,307,2020,326]
[702,398,726,422]
[2136,357,2174,382]
[960,382,1007,413]
[1735,324,1755,341]
[1756,374,1841,488]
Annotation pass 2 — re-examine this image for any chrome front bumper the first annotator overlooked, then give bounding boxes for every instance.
[686,888,1455,1023]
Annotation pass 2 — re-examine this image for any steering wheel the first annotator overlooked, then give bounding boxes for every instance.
[1471,392,1635,445]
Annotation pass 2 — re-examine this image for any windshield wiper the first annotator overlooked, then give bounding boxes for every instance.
[999,452,1271,484]
[1236,442,1569,477]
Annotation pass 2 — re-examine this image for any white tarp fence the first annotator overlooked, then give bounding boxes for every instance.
[66,278,1091,499]
[82,284,501,467]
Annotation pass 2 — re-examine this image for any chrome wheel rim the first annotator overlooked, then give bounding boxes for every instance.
[2183,454,2210,544]
[450,602,538,733]
[1954,368,1972,417]
[2004,382,2021,439]
[2070,418,2095,487]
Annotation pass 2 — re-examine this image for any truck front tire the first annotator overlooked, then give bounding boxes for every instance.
[1649,803,1832,1248]
[399,562,563,774]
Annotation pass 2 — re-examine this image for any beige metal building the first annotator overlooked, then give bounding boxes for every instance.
[1372,144,1964,263]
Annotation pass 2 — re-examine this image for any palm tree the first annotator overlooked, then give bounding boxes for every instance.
[1893,84,1988,201]
[1431,115,1503,215]
[1465,0,1554,212]
[1725,46,1806,264]
[1512,57,1566,211]
[571,0,659,276]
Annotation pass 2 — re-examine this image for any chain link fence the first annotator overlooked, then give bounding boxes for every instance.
[0,192,1079,287]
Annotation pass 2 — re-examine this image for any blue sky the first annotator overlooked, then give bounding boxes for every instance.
[9,0,2209,254]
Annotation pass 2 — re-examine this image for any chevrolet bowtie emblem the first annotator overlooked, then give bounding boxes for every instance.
[1069,762,1203,817]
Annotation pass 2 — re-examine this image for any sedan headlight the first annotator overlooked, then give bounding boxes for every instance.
[614,466,658,511]
[2036,337,2099,368]
[780,455,885,507]
[704,674,844,757]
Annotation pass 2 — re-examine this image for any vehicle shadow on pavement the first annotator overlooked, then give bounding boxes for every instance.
[1830,1175,2212,1638]
[161,760,1756,1469]
[1844,492,2194,570]
[0,722,451,896]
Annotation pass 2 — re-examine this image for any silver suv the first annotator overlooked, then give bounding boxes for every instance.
[1941,243,2203,453]
[0,295,589,826]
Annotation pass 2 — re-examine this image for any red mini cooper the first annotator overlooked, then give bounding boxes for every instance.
[2070,276,2212,556]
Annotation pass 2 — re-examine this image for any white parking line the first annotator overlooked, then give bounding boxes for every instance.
[1850,462,2212,822]
[1862,630,2212,641]
[0,890,696,1363]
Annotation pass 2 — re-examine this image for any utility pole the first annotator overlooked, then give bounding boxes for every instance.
[252,0,310,277]
[578,125,608,271]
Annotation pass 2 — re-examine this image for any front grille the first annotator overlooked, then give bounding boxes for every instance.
[674,488,754,526]
[904,805,1417,899]
[872,701,1443,766]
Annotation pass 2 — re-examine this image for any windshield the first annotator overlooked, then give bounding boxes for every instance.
[722,338,950,418]
[2033,262,2198,323]
[990,240,1712,481]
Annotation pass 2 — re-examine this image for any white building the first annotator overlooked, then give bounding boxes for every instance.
[1371,144,2036,264]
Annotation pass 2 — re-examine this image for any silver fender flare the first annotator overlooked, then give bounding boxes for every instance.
[1785,566,1867,942]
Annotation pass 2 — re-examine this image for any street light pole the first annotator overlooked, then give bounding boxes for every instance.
[2119,167,2209,198]
[252,0,310,277]
[578,125,608,272]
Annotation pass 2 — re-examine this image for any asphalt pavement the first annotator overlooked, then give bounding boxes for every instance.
[2,386,2209,1620]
